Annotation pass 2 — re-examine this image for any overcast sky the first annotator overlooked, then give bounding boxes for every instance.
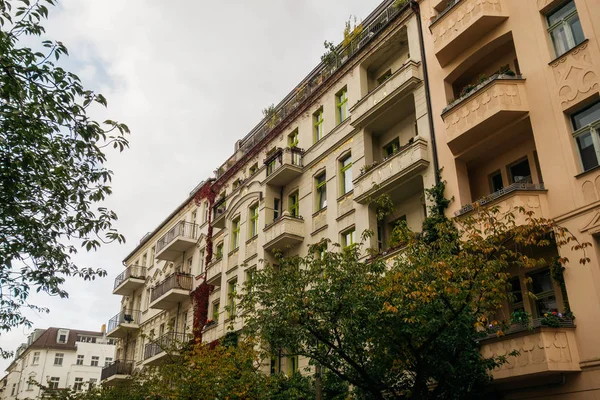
[1,0,385,373]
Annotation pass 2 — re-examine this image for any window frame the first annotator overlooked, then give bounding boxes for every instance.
[336,87,348,124]
[215,242,224,260]
[91,356,99,367]
[342,228,356,249]
[76,355,84,365]
[54,353,64,366]
[231,217,241,250]
[546,0,585,57]
[315,172,327,211]
[289,191,299,218]
[227,278,237,319]
[571,101,600,172]
[73,377,84,392]
[32,351,40,365]
[48,377,60,390]
[340,154,353,195]
[313,108,324,143]
[384,137,400,158]
[288,129,299,148]
[249,204,259,238]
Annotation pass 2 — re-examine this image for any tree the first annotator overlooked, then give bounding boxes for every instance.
[0,0,129,356]
[240,181,588,399]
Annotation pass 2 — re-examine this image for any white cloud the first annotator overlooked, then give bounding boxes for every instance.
[1,0,383,372]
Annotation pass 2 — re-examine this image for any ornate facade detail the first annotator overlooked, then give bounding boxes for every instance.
[551,43,600,111]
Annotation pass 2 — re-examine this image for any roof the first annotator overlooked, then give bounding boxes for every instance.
[28,327,104,351]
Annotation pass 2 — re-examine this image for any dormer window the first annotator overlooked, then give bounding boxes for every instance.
[57,329,69,344]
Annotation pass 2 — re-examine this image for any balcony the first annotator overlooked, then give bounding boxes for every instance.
[143,332,187,366]
[212,197,227,229]
[155,221,199,261]
[263,215,305,252]
[100,360,133,385]
[149,273,193,310]
[480,319,580,382]
[106,310,141,339]
[442,76,528,155]
[455,179,548,225]
[350,60,421,129]
[264,147,304,186]
[430,0,509,66]
[206,257,223,287]
[353,137,430,204]
[112,265,146,296]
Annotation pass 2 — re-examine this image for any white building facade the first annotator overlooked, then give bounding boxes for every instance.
[2,328,116,399]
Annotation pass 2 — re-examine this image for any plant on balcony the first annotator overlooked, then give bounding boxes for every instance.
[359,161,379,176]
[510,309,532,329]
[342,16,363,57]
[321,40,339,70]
[262,104,278,130]
[240,178,590,399]
[541,311,566,328]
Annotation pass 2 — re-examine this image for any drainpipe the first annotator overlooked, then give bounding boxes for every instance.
[410,0,441,186]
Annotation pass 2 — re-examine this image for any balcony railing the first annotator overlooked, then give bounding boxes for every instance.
[455,178,545,216]
[150,272,193,304]
[156,221,198,254]
[113,265,146,290]
[143,332,187,361]
[218,1,407,180]
[263,215,305,252]
[100,360,134,381]
[264,147,304,186]
[107,310,141,332]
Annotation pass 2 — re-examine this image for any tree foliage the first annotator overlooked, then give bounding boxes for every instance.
[240,181,588,399]
[0,0,129,356]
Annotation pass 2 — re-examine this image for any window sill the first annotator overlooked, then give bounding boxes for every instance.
[575,163,600,179]
[337,190,354,202]
[548,39,589,65]
[312,207,327,218]
[245,235,258,245]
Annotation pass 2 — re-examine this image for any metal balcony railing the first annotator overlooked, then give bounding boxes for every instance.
[480,317,575,341]
[150,273,193,303]
[212,197,227,220]
[107,310,142,332]
[113,265,146,290]
[264,147,304,177]
[156,221,199,253]
[143,332,187,360]
[455,177,545,216]
[100,360,134,381]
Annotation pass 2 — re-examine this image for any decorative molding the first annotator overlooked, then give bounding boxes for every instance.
[551,43,600,111]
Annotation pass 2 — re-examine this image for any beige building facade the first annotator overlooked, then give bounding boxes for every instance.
[417,0,600,397]
[102,0,437,383]
[102,0,600,397]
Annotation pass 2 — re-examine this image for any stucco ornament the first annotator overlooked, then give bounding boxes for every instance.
[552,43,600,110]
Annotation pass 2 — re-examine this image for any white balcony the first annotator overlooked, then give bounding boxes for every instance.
[264,147,304,186]
[112,265,146,296]
[155,221,199,261]
[149,273,193,310]
[263,214,305,252]
[106,310,141,339]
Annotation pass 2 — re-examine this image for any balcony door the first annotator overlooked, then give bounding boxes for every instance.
[508,158,531,184]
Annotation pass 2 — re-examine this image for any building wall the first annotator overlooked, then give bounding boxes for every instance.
[418,0,600,396]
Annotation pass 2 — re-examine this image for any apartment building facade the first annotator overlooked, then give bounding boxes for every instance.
[2,328,116,399]
[417,0,600,397]
[102,0,437,383]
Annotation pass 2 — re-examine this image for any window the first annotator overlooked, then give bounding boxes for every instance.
[88,378,97,390]
[233,178,241,190]
[340,154,353,195]
[11,383,16,396]
[145,288,151,310]
[316,173,327,211]
[215,242,224,260]
[246,267,256,293]
[508,158,532,184]
[191,211,197,224]
[249,163,259,175]
[342,228,356,249]
[509,278,524,312]
[289,191,299,218]
[48,377,60,390]
[183,311,188,333]
[273,198,280,221]
[547,0,584,57]
[212,301,220,321]
[199,249,205,274]
[91,356,99,367]
[336,87,348,124]
[249,204,259,237]
[203,201,209,223]
[57,329,68,343]
[150,246,155,266]
[232,217,240,250]
[529,269,558,317]
[377,223,384,251]
[377,69,392,86]
[313,108,324,142]
[228,278,237,318]
[142,253,147,267]
[288,130,299,148]
[32,351,40,365]
[270,356,279,375]
[489,171,503,193]
[73,377,84,391]
[54,353,64,366]
[289,355,299,375]
[27,377,34,391]
[384,138,400,158]
[76,355,84,365]
[105,357,113,366]
[572,101,600,171]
